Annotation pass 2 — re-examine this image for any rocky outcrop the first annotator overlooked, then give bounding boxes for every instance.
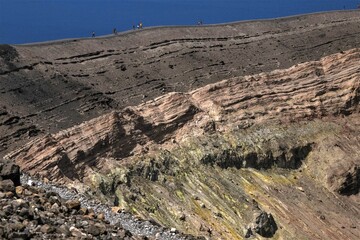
[0,158,20,186]
[0,11,360,158]
[6,48,359,178]
[5,48,360,239]
[253,212,278,238]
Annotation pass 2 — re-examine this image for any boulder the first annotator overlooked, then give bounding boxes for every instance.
[0,179,15,192]
[65,199,81,211]
[254,212,278,238]
[0,160,20,186]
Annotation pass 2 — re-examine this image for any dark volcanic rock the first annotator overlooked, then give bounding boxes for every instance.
[0,159,20,186]
[338,166,360,196]
[255,212,278,238]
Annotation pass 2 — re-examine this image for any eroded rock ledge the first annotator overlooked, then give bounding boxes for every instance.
[5,48,360,239]
[1,11,360,159]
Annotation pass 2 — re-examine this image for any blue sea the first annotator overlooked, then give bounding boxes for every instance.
[0,0,359,44]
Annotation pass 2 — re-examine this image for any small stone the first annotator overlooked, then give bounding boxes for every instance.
[78,207,88,215]
[15,186,25,195]
[88,208,95,214]
[46,211,55,218]
[117,229,132,238]
[84,214,95,220]
[65,199,81,211]
[18,208,30,218]
[200,203,206,208]
[24,189,33,196]
[97,213,105,220]
[245,227,253,238]
[40,224,55,234]
[179,213,186,221]
[5,191,14,198]
[0,192,5,198]
[0,210,6,218]
[12,199,28,209]
[55,219,65,225]
[0,179,15,192]
[88,222,106,236]
[111,206,122,214]
[95,223,106,233]
[59,205,68,213]
[80,220,89,226]
[214,212,223,218]
[88,225,101,236]
[170,228,178,233]
[3,204,13,215]
[297,186,305,192]
[69,226,87,237]
[320,215,326,220]
[50,203,60,213]
[43,202,52,210]
[57,224,70,236]
[9,222,25,231]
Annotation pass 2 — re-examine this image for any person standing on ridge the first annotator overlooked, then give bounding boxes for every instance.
[92,31,95,37]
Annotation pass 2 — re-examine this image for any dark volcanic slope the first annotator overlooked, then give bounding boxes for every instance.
[0,11,360,157]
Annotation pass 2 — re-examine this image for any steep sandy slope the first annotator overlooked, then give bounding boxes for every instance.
[6,48,360,239]
[0,10,360,158]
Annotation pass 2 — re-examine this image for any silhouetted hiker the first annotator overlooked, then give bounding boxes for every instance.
[139,22,143,29]
[113,28,117,34]
[92,31,95,37]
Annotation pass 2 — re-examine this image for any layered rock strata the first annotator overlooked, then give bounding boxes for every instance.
[6,48,360,239]
[0,11,360,157]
